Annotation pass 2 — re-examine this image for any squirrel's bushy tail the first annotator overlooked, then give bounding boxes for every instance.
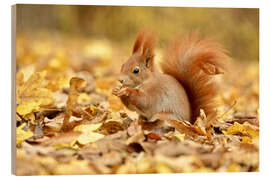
[161,30,230,123]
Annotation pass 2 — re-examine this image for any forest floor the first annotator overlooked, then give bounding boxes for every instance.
[15,33,259,175]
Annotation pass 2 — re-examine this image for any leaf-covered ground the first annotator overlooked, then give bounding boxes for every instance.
[15,33,259,175]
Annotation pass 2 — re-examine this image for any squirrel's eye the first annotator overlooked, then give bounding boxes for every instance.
[133,67,140,74]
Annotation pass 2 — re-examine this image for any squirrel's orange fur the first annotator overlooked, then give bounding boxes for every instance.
[161,30,229,123]
[113,30,229,125]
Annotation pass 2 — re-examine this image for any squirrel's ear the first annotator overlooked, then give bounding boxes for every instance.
[132,30,146,54]
[144,49,154,68]
[142,33,156,69]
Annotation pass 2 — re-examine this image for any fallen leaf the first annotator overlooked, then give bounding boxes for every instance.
[16,71,55,116]
[73,123,102,133]
[168,119,210,138]
[146,132,162,141]
[76,132,104,145]
[62,77,86,131]
[99,120,124,135]
[16,123,34,146]
[173,133,185,141]
[41,131,81,146]
[222,122,259,139]
[73,123,105,145]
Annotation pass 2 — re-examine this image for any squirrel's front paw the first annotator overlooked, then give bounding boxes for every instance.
[112,86,130,97]
[112,86,122,96]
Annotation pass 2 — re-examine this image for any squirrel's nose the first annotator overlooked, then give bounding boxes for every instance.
[119,79,124,84]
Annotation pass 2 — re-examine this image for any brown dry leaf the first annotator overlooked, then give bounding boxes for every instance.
[43,113,65,133]
[16,71,55,116]
[146,132,162,141]
[84,105,97,116]
[76,71,96,93]
[66,77,86,115]
[62,77,87,131]
[99,120,124,135]
[78,130,128,157]
[168,119,210,138]
[41,131,81,147]
[225,116,259,127]
[194,109,208,133]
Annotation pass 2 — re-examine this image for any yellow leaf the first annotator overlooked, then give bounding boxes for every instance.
[73,123,102,133]
[16,71,55,116]
[174,133,185,141]
[16,101,40,116]
[223,122,259,139]
[23,112,36,124]
[76,132,105,145]
[241,136,252,144]
[16,123,33,146]
[89,105,97,116]
[73,123,104,145]
[227,163,242,172]
[155,162,173,173]
[53,143,72,150]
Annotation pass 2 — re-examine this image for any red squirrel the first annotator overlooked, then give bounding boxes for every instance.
[112,30,229,125]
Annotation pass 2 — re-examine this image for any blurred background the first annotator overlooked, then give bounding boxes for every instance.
[16,5,259,62]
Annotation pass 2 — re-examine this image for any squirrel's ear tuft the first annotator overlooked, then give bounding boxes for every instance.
[142,32,156,69]
[133,30,147,54]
